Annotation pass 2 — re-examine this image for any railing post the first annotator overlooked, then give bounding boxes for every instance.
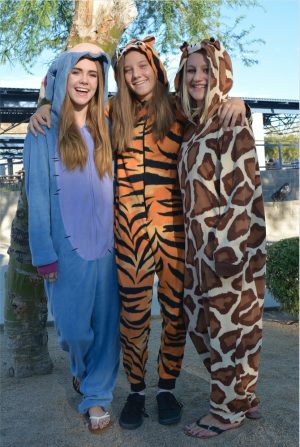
[7,159,13,175]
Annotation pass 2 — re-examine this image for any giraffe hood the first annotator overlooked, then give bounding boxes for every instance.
[44,45,111,121]
[175,38,233,119]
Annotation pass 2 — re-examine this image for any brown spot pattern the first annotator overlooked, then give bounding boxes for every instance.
[177,41,266,423]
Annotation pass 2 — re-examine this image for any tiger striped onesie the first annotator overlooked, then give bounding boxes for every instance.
[114,103,187,392]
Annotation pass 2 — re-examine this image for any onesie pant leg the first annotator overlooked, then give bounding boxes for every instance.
[79,251,120,413]
[117,228,186,391]
[154,247,186,390]
[118,258,155,392]
[46,251,120,413]
[46,259,97,381]
[198,276,263,424]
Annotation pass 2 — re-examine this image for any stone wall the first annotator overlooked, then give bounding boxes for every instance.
[260,168,299,242]
[260,168,299,202]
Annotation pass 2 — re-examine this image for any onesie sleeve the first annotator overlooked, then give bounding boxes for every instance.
[214,124,258,277]
[23,132,58,267]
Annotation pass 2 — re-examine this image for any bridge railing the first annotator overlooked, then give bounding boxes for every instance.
[0,141,299,182]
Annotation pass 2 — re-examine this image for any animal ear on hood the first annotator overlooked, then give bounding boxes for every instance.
[45,44,111,119]
[174,38,233,116]
[114,35,168,87]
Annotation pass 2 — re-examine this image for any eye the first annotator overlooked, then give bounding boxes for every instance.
[71,69,80,75]
[187,68,196,74]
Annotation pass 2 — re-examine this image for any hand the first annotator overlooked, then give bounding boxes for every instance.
[42,272,57,283]
[218,98,246,129]
[28,104,52,136]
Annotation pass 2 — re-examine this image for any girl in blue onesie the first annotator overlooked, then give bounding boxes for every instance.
[23,43,120,434]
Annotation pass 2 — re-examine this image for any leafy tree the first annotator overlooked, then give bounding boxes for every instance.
[265,133,299,164]
[125,0,264,65]
[0,0,264,72]
[0,0,74,69]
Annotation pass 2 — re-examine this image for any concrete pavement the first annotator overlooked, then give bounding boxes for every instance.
[0,311,298,447]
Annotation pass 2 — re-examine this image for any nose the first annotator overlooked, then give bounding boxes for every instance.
[194,69,206,82]
[131,67,141,80]
[79,73,88,84]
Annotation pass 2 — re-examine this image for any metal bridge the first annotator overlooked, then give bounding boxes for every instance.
[0,87,299,174]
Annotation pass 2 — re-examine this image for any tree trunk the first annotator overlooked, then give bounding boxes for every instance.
[3,179,53,378]
[67,0,137,55]
[2,0,137,378]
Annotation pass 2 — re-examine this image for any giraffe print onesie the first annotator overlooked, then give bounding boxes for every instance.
[176,39,266,424]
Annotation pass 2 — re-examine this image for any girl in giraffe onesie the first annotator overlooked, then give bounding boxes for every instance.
[175,38,266,439]
[24,44,120,433]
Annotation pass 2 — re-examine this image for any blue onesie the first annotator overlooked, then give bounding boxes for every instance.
[23,49,120,414]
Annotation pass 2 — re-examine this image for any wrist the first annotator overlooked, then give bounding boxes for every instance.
[38,98,52,108]
[37,261,58,276]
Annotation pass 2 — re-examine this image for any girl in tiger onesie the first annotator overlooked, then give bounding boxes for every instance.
[175,38,266,439]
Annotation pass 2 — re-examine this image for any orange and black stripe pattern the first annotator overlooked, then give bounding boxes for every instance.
[116,35,168,86]
[114,107,187,390]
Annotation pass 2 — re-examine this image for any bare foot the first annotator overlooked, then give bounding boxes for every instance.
[184,413,242,439]
[246,405,262,419]
[88,406,111,433]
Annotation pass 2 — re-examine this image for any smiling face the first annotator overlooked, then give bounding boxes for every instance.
[67,58,98,111]
[186,51,209,106]
[123,50,156,101]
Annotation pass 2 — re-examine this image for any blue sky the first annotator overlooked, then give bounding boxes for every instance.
[0,0,298,100]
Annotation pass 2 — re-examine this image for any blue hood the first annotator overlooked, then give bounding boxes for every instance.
[45,49,111,121]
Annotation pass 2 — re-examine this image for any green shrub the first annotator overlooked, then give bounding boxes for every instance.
[266,237,299,317]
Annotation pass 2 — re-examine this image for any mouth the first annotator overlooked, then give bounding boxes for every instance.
[75,87,89,94]
[132,80,146,87]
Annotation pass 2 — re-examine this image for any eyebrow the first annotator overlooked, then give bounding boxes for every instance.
[187,63,208,68]
[124,59,148,69]
[72,67,98,74]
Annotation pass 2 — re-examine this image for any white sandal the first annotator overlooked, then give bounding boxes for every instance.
[88,411,112,433]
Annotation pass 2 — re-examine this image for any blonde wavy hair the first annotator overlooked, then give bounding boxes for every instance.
[179,49,210,126]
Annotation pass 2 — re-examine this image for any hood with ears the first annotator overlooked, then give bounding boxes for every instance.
[115,35,168,87]
[174,38,233,118]
[44,44,111,120]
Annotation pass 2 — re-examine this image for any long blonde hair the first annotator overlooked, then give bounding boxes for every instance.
[179,50,210,126]
[58,58,112,177]
[111,51,175,152]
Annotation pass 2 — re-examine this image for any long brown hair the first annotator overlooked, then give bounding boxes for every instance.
[111,51,175,152]
[58,58,112,177]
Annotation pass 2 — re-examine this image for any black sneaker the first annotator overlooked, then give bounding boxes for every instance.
[156,392,183,425]
[119,393,148,429]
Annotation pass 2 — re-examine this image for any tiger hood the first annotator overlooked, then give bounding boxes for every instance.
[115,35,168,87]
[174,38,233,119]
